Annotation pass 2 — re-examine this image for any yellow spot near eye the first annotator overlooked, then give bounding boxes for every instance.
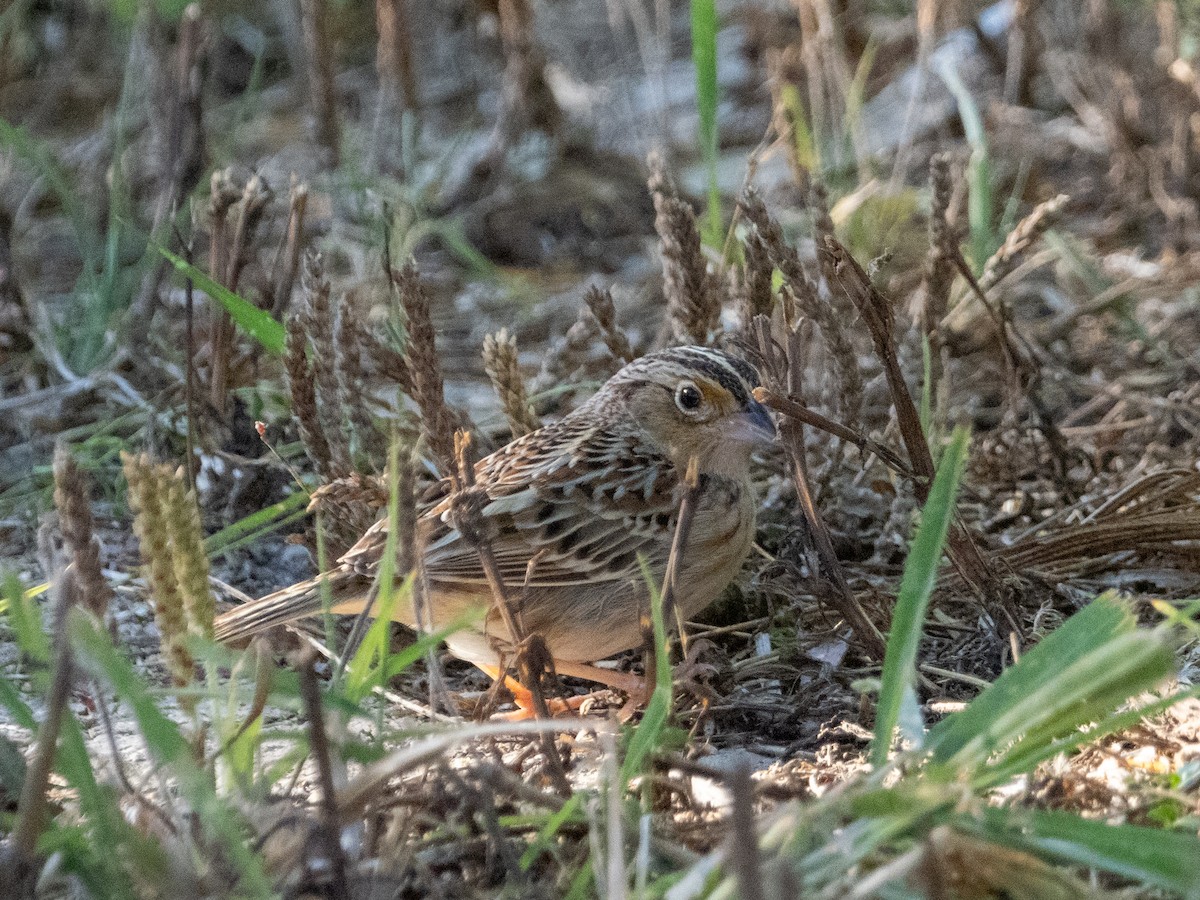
[698,380,735,414]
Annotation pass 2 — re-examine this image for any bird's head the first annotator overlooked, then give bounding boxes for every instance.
[588,346,776,477]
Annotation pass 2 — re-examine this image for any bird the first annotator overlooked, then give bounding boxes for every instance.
[213,346,776,716]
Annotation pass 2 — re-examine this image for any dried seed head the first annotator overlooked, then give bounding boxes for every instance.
[740,189,862,425]
[392,261,459,477]
[286,313,333,479]
[301,253,351,478]
[121,453,195,700]
[921,152,957,335]
[483,328,540,438]
[737,232,776,331]
[979,194,1070,294]
[165,469,214,639]
[52,444,112,618]
[308,472,391,560]
[648,152,720,345]
[582,285,634,365]
[334,294,385,470]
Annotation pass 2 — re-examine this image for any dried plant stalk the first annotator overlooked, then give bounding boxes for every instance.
[269,179,309,317]
[390,261,459,476]
[122,453,195,699]
[209,174,271,411]
[583,285,634,365]
[922,153,957,332]
[490,0,561,151]
[148,3,205,231]
[375,0,418,111]
[299,0,341,165]
[649,153,721,345]
[753,320,886,658]
[483,328,540,438]
[52,444,112,618]
[817,234,1014,629]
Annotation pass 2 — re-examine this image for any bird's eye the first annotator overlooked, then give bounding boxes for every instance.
[675,383,703,412]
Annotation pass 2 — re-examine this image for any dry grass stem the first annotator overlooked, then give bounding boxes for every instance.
[819,235,1016,628]
[649,153,721,345]
[754,387,913,477]
[11,559,77,869]
[268,179,309,317]
[375,0,418,112]
[299,0,341,165]
[490,0,560,155]
[148,3,205,231]
[209,174,271,411]
[727,763,766,900]
[295,647,351,897]
[52,444,112,618]
[483,328,540,437]
[757,322,886,658]
[660,457,701,658]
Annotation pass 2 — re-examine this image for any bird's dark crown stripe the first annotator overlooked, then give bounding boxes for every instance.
[669,348,758,406]
[613,347,761,408]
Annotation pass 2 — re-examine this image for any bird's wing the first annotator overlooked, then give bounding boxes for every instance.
[339,424,683,589]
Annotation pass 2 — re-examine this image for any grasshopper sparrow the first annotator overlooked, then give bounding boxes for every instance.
[214,346,775,713]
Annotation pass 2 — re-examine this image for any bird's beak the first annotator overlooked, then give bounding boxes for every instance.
[732,400,777,443]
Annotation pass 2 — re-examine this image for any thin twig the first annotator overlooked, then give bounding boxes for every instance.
[660,457,701,658]
[297,647,350,899]
[754,387,914,478]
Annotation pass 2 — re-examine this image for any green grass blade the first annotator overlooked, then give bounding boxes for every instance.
[979,683,1200,790]
[3,570,51,667]
[690,0,721,244]
[520,792,585,871]
[344,574,410,703]
[154,242,286,355]
[344,437,406,702]
[934,59,994,269]
[204,490,311,556]
[70,611,275,897]
[926,593,1136,768]
[981,808,1200,896]
[621,559,673,783]
[870,426,970,769]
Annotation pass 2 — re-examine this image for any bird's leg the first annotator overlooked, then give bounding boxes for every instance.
[552,662,653,722]
[475,665,588,720]
[552,661,648,699]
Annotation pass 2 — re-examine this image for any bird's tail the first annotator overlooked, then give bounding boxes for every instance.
[213,566,366,644]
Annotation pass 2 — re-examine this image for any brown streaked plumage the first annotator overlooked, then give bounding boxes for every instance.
[213,346,775,713]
